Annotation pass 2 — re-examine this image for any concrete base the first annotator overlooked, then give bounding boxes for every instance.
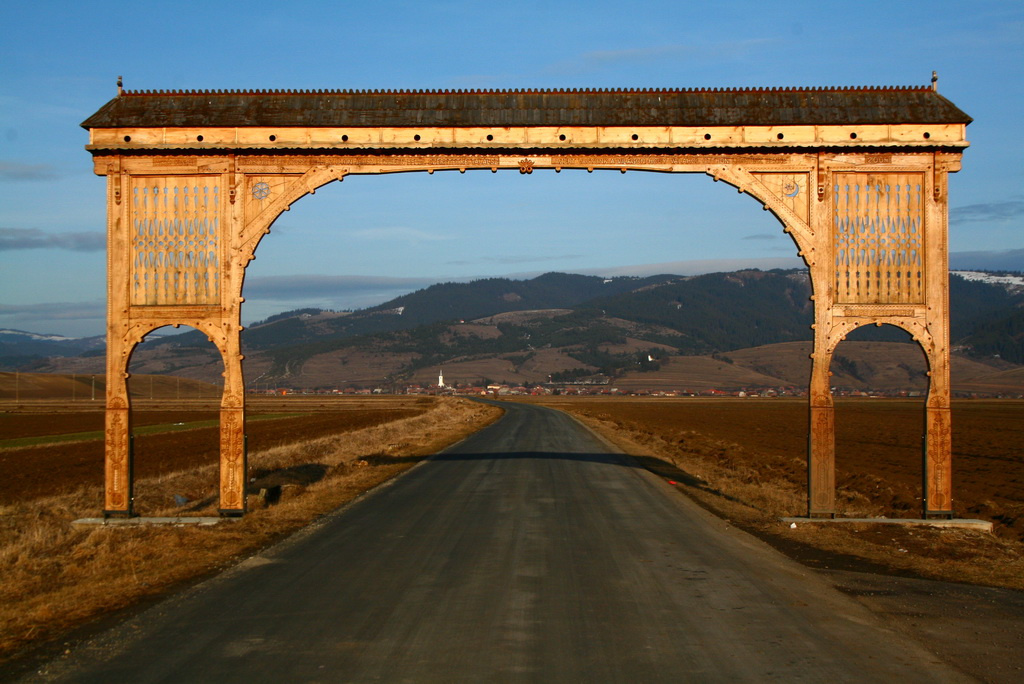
[73,517,228,527]
[781,517,993,532]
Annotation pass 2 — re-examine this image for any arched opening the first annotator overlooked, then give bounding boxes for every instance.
[831,323,929,518]
[240,167,809,397]
[125,324,224,515]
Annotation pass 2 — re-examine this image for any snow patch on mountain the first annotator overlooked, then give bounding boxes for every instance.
[952,271,1024,294]
[0,329,77,342]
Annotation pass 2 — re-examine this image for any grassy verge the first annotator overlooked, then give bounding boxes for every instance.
[545,401,1024,591]
[0,397,502,667]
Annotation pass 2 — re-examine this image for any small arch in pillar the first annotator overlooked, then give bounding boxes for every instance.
[830,322,931,518]
[124,324,226,515]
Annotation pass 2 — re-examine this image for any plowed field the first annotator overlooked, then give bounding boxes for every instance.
[0,400,429,504]
[533,398,1024,541]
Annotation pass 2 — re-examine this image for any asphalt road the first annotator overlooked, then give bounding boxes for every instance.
[27,401,968,683]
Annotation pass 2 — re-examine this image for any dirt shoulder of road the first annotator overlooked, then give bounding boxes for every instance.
[536,398,1024,683]
[529,397,1024,590]
[0,397,504,679]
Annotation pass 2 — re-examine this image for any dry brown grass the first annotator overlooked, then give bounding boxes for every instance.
[527,397,1024,591]
[0,397,502,665]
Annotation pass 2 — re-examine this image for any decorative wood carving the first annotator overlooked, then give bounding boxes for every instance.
[833,173,925,304]
[129,177,222,306]
[86,88,966,519]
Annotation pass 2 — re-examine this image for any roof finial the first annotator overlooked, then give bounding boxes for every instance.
[931,70,938,92]
[117,75,123,96]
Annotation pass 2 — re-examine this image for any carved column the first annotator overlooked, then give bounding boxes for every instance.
[808,305,836,517]
[806,156,836,517]
[104,163,134,516]
[218,318,246,516]
[219,167,247,516]
[923,162,954,517]
[924,347,952,517]
[104,331,133,516]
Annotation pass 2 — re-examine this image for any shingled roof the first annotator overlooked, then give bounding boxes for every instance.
[81,86,972,129]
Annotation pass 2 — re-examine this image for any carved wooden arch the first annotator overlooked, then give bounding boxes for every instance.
[702,165,815,264]
[239,166,350,273]
[104,316,239,510]
[83,85,968,519]
[242,162,816,267]
[97,153,959,519]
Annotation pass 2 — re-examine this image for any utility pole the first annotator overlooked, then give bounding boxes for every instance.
[91,375,96,401]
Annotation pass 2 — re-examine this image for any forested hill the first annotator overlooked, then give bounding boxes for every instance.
[364,272,680,324]
[5,270,1023,381]
[238,269,1022,383]
[201,272,679,351]
[248,270,816,362]
[583,270,813,353]
[152,268,1024,365]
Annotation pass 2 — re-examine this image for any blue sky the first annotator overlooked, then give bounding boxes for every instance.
[1,0,1021,337]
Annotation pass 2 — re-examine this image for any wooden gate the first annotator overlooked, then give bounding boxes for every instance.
[82,80,970,518]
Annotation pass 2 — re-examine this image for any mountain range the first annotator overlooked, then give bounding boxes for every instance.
[5,269,1023,394]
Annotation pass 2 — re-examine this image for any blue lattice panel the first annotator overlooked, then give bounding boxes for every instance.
[833,173,925,304]
[129,176,222,306]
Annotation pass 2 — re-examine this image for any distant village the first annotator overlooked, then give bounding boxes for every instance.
[249,382,1020,399]
[249,368,967,399]
[251,384,953,398]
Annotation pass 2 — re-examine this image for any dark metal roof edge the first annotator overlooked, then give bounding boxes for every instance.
[81,85,973,130]
[931,90,974,125]
[112,84,934,96]
[81,97,120,129]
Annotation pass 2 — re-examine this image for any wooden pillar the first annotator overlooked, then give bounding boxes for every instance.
[924,381,953,517]
[104,163,134,516]
[806,157,836,518]
[923,167,953,518]
[218,320,246,516]
[104,335,133,516]
[808,321,836,518]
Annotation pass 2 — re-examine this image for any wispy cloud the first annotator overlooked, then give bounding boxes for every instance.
[350,227,450,243]
[0,300,105,321]
[949,248,1024,271]
[240,274,458,325]
[0,160,59,181]
[242,274,443,300]
[580,256,806,278]
[0,300,106,338]
[950,201,1024,225]
[0,227,104,251]
[446,254,583,266]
